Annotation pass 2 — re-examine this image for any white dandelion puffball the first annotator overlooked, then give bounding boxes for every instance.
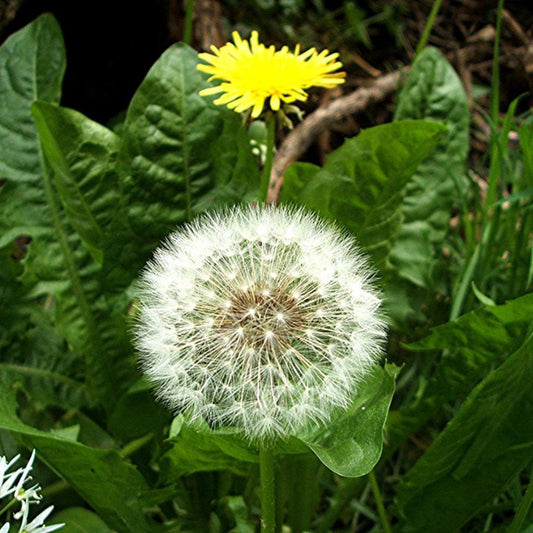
[135,204,386,442]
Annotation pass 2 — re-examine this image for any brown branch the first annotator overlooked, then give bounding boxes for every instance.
[267,68,406,204]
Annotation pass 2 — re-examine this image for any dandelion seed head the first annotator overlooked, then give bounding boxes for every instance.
[135,204,386,442]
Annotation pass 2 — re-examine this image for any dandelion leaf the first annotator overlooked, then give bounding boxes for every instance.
[119,43,260,261]
[387,47,470,326]
[280,120,445,272]
[0,376,155,533]
[395,331,533,532]
[300,364,398,477]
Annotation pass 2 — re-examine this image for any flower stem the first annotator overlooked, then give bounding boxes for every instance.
[369,470,392,533]
[119,432,154,458]
[414,0,443,59]
[258,113,276,204]
[260,446,277,533]
[0,496,18,516]
[485,0,504,212]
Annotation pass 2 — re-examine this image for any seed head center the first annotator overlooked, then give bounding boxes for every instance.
[218,284,305,351]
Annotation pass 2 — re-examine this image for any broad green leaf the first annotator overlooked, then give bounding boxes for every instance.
[53,507,113,533]
[0,13,65,246]
[159,416,257,481]
[300,364,398,477]
[119,43,259,260]
[391,47,469,287]
[0,15,136,412]
[20,172,134,413]
[395,331,533,532]
[387,47,469,327]
[407,291,533,354]
[16,150,136,411]
[0,16,128,410]
[29,100,140,295]
[0,378,155,533]
[31,101,122,265]
[386,292,533,457]
[0,246,87,410]
[279,120,445,270]
[0,246,27,350]
[0,333,88,412]
[221,496,256,533]
[108,380,171,442]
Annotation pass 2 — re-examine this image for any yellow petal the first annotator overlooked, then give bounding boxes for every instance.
[196,31,345,118]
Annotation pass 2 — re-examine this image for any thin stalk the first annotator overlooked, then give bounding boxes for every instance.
[350,483,377,528]
[485,0,505,211]
[41,480,70,498]
[451,193,504,319]
[508,475,533,533]
[119,432,154,458]
[183,0,195,46]
[483,511,494,533]
[281,454,320,533]
[0,497,17,516]
[450,239,481,320]
[368,470,392,533]
[414,0,443,59]
[510,210,529,297]
[260,446,277,533]
[259,113,276,203]
[461,204,475,257]
[527,244,533,289]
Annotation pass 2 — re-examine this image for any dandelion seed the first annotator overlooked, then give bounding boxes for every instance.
[135,204,386,442]
[197,31,345,118]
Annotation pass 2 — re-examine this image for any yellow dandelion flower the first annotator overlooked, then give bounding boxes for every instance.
[197,31,345,118]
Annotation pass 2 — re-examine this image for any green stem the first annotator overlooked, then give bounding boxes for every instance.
[281,453,320,533]
[369,470,392,533]
[260,446,277,533]
[414,0,443,59]
[485,0,505,211]
[508,475,533,533]
[41,480,70,498]
[258,113,276,203]
[0,497,17,517]
[450,242,481,320]
[119,432,154,458]
[183,0,195,46]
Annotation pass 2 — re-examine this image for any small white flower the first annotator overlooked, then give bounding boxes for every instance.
[0,454,23,499]
[0,451,63,533]
[135,204,386,441]
[13,451,41,506]
[17,504,63,533]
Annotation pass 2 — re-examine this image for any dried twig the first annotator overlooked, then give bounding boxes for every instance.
[267,68,406,203]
